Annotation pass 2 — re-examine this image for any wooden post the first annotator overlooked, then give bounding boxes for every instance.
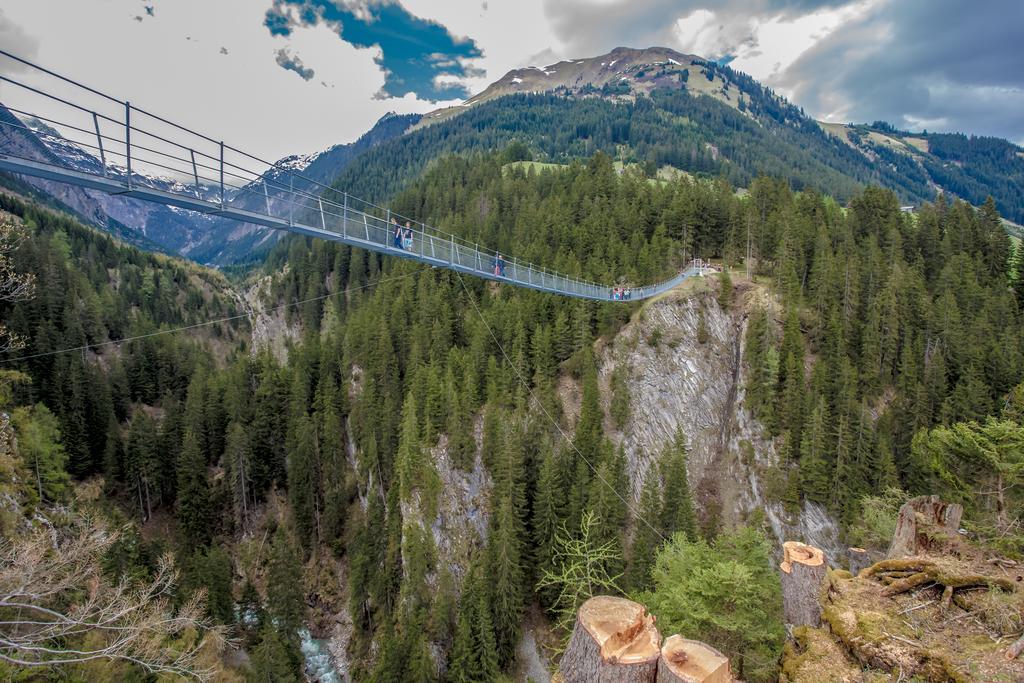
[847,547,871,576]
[559,596,662,683]
[887,495,963,558]
[656,635,732,683]
[779,541,827,628]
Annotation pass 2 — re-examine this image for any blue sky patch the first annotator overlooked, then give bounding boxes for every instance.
[264,0,484,101]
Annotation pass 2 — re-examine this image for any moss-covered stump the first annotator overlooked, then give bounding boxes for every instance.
[887,496,963,559]
[813,551,1024,682]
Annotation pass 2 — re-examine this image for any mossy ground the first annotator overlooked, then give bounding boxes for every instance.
[783,547,1024,682]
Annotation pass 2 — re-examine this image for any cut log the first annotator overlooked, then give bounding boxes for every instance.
[559,596,662,683]
[847,547,871,576]
[656,634,732,683]
[887,495,963,558]
[1006,633,1024,660]
[779,541,827,627]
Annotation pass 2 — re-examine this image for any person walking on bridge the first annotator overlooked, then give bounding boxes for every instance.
[493,253,506,277]
[403,222,414,251]
[392,218,403,249]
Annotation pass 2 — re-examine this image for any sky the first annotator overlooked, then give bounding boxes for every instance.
[1,0,1021,167]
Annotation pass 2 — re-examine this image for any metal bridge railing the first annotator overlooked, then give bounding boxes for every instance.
[0,49,702,301]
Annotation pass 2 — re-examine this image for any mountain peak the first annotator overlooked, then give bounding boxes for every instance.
[416,45,740,129]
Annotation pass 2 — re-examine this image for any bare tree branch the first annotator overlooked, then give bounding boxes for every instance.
[0,520,222,680]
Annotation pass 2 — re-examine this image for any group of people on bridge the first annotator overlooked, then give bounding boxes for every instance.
[612,286,632,300]
[391,217,415,251]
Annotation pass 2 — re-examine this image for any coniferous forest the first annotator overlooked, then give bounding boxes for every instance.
[2,146,1024,681]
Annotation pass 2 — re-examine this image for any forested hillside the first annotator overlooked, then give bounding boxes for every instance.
[2,150,1024,681]
[319,61,1024,225]
[738,183,1023,528]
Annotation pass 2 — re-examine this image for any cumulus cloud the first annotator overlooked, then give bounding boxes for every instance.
[542,0,1024,142]
[275,47,315,81]
[542,0,850,60]
[0,9,38,73]
[264,0,485,101]
[776,0,1024,141]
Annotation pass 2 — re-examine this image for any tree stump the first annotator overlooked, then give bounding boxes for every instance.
[656,634,732,683]
[848,547,871,576]
[559,596,662,683]
[887,495,963,558]
[779,541,827,627]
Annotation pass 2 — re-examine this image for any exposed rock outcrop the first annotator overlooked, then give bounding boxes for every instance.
[598,278,841,557]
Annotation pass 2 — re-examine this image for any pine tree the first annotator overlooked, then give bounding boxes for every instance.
[799,397,832,504]
[625,466,663,592]
[447,605,477,683]
[532,442,564,602]
[176,427,211,551]
[776,307,805,434]
[124,408,158,522]
[472,577,500,682]
[266,525,305,651]
[585,442,628,577]
[446,383,475,471]
[248,624,300,682]
[488,497,524,668]
[744,306,777,426]
[187,545,233,624]
[319,392,347,548]
[405,621,436,683]
[640,528,784,683]
[569,354,604,530]
[224,421,252,530]
[660,428,697,540]
[717,268,733,308]
[536,511,623,633]
[288,415,320,552]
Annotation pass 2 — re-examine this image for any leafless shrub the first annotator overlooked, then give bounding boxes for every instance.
[0,519,222,680]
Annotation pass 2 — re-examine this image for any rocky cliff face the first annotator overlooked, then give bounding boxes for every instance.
[598,275,842,558]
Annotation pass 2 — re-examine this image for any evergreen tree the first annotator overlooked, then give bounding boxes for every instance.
[186,545,234,624]
[488,497,524,668]
[224,421,252,529]
[640,528,784,683]
[625,467,663,592]
[124,408,158,521]
[266,525,305,654]
[288,415,320,552]
[248,624,300,683]
[175,428,211,551]
[799,398,833,504]
[532,442,565,601]
[717,268,733,308]
[660,428,698,539]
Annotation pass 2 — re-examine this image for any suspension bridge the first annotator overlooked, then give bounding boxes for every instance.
[0,51,705,301]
